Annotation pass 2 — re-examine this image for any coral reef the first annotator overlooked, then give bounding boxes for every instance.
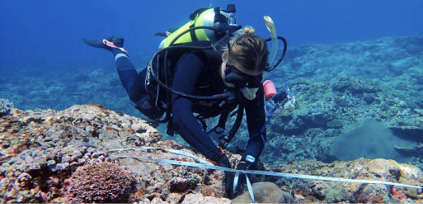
[168,177,198,193]
[63,161,136,203]
[256,36,423,164]
[0,98,13,116]
[1,104,423,203]
[0,104,231,203]
[265,158,423,203]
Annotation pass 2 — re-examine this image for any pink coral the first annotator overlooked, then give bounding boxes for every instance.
[63,161,135,203]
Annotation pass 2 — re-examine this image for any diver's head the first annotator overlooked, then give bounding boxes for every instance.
[220,27,268,99]
[224,27,269,76]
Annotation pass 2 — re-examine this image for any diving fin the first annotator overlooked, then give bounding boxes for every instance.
[83,36,126,52]
[83,38,108,49]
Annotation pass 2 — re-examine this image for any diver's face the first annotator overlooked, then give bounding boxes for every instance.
[220,52,245,87]
[221,52,262,86]
[220,53,262,100]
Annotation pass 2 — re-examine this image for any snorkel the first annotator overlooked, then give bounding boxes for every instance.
[262,16,287,72]
[264,16,278,68]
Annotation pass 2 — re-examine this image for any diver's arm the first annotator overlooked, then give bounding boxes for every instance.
[171,53,223,162]
[243,85,267,162]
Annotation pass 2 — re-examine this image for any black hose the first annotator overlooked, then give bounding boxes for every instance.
[148,26,287,101]
[148,45,231,101]
[265,36,288,72]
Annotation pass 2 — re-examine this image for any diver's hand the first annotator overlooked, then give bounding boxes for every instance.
[82,36,126,52]
[216,155,234,198]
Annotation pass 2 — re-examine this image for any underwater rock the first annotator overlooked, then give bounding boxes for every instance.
[390,57,419,74]
[395,143,423,157]
[265,158,423,203]
[232,182,294,203]
[0,98,13,116]
[326,119,344,129]
[181,193,231,204]
[330,119,416,163]
[169,177,195,192]
[331,75,381,94]
[0,104,229,203]
[1,103,423,203]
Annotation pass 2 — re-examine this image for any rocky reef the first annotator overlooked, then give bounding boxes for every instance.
[1,36,422,168]
[0,102,229,203]
[1,102,422,203]
[227,35,423,167]
[0,99,13,117]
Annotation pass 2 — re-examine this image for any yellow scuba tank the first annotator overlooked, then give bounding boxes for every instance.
[158,6,236,49]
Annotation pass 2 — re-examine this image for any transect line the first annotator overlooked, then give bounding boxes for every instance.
[113,154,422,189]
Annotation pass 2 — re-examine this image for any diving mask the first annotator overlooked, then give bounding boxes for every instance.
[224,64,262,100]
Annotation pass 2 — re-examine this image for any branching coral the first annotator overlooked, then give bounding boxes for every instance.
[63,161,136,203]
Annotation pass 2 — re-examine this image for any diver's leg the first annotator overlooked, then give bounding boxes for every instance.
[84,36,160,118]
[114,54,147,103]
[83,35,147,102]
[114,47,167,120]
[115,53,164,119]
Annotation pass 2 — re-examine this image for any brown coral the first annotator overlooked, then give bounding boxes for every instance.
[63,161,136,203]
[168,177,199,192]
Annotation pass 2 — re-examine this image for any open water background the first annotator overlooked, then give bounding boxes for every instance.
[1,0,422,77]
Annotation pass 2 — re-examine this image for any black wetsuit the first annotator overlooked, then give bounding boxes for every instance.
[114,49,267,163]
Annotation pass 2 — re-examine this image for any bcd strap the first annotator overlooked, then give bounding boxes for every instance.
[219,104,244,148]
[189,23,199,42]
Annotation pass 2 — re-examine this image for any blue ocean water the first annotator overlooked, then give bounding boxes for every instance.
[1,0,422,165]
[1,0,421,73]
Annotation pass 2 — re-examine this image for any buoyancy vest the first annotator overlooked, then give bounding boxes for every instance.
[145,42,234,120]
[158,7,235,49]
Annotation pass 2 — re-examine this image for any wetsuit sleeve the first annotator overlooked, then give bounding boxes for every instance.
[243,86,267,161]
[171,53,223,162]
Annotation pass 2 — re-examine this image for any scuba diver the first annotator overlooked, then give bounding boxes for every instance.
[84,4,291,198]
